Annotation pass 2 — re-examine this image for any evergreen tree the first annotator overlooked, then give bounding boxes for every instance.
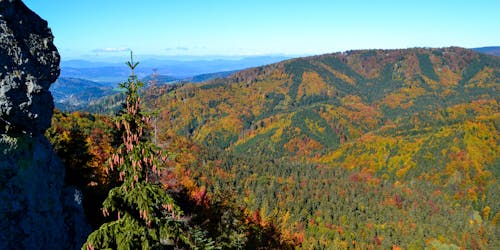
[83,52,190,249]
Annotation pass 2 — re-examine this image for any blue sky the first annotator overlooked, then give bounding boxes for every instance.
[23,0,500,61]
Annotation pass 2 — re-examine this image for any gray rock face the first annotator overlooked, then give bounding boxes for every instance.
[0,0,59,135]
[0,0,89,249]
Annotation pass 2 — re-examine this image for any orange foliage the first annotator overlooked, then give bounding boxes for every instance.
[340,95,381,128]
[436,66,461,87]
[284,136,322,158]
[381,86,426,109]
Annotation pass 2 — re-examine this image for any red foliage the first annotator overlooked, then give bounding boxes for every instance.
[192,186,208,206]
[394,194,403,209]
[373,235,382,246]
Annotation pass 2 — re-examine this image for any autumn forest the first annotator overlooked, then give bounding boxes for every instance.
[43,47,500,249]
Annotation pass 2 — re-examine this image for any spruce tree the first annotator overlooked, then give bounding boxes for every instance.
[83,52,189,250]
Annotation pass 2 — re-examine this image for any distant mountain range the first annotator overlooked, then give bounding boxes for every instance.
[141,74,179,85]
[59,50,498,84]
[59,56,291,83]
[54,56,291,110]
[182,70,237,83]
[472,46,500,56]
[51,70,241,112]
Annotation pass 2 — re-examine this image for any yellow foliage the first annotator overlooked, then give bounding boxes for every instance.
[482,206,490,221]
[467,67,496,88]
[61,130,71,142]
[436,66,461,87]
[492,211,500,225]
[320,149,343,163]
[271,127,284,143]
[464,120,498,173]
[297,71,331,101]
[234,114,291,146]
[192,115,242,143]
[305,118,325,134]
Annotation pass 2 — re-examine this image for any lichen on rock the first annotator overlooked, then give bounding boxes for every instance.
[0,0,89,249]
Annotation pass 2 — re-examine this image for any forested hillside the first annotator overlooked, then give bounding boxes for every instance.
[145,47,499,248]
[51,47,500,248]
[51,77,119,112]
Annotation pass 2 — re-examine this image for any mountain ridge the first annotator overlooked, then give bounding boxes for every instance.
[147,46,499,190]
[59,55,292,83]
[473,46,500,56]
[143,46,499,248]
[159,46,498,135]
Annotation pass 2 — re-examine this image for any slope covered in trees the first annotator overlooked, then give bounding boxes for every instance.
[49,55,295,249]
[141,47,500,248]
[51,47,499,248]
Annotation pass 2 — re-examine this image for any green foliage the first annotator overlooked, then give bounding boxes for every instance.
[233,128,279,155]
[429,240,460,250]
[260,92,286,118]
[85,92,127,115]
[416,53,439,81]
[199,81,226,90]
[290,109,339,149]
[284,58,308,101]
[188,227,219,250]
[191,149,499,249]
[460,57,485,85]
[83,52,190,249]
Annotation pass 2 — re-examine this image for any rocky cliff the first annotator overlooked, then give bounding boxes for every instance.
[0,0,89,249]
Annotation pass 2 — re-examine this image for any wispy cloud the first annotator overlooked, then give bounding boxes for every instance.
[92,47,131,53]
[165,46,190,52]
